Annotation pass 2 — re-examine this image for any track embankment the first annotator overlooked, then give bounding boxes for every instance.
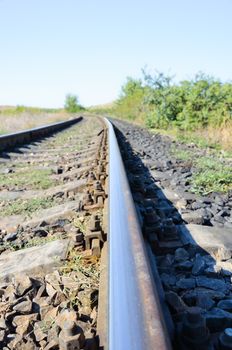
[0,117,107,349]
[1,115,232,350]
[112,118,232,349]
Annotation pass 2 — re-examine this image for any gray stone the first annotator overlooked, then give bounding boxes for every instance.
[13,275,32,297]
[192,201,205,210]
[225,222,232,229]
[165,291,188,313]
[192,254,206,275]
[33,296,53,319]
[214,214,226,224]
[217,299,232,312]
[45,271,62,292]
[182,288,226,304]
[176,278,196,289]
[176,260,193,271]
[217,261,232,276]
[0,318,6,329]
[182,211,204,225]
[177,191,197,202]
[204,265,222,277]
[3,232,17,242]
[174,248,189,262]
[4,284,16,301]
[196,294,215,310]
[61,276,79,290]
[214,195,225,206]
[6,333,24,349]
[217,247,232,261]
[47,324,60,343]
[160,273,176,288]
[13,299,32,314]
[0,329,6,343]
[46,283,57,299]
[0,216,22,235]
[176,199,187,210]
[179,224,232,261]
[156,254,174,268]
[196,276,228,293]
[56,309,79,329]
[202,255,215,267]
[205,308,232,332]
[219,328,232,348]
[0,239,70,282]
[43,339,59,350]
[33,321,47,342]
[13,314,38,337]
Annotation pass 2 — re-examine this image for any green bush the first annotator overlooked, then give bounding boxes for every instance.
[112,70,232,132]
[64,94,84,113]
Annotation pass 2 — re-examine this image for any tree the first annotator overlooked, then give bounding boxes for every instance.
[64,94,83,113]
[120,77,143,98]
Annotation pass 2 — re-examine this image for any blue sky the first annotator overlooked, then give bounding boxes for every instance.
[0,0,231,108]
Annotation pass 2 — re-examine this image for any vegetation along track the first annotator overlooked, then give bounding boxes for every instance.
[113,119,232,350]
[0,115,232,349]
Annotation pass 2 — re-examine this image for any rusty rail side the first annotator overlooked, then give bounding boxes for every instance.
[0,116,83,152]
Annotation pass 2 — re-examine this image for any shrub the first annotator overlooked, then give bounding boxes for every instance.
[64,94,84,113]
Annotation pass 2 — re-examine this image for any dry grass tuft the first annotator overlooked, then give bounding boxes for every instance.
[0,110,72,135]
[195,123,232,151]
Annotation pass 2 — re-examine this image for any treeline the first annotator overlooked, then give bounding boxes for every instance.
[113,70,232,131]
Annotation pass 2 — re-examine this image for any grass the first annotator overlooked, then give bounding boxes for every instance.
[1,235,58,253]
[1,197,55,216]
[60,248,100,309]
[176,132,221,150]
[0,109,71,135]
[190,156,232,195]
[61,249,99,282]
[24,235,58,248]
[73,216,88,233]
[150,123,232,152]
[159,128,232,195]
[0,128,8,135]
[170,143,232,194]
[0,168,53,190]
[38,318,56,334]
[170,147,193,161]
[191,170,232,195]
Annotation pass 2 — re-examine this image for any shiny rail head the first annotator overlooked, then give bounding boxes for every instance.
[105,117,171,350]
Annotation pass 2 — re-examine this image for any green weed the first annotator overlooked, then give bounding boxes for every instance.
[0,168,53,190]
[1,235,58,253]
[61,249,99,282]
[191,169,232,195]
[24,235,57,248]
[176,133,221,150]
[190,157,232,194]
[1,197,55,216]
[171,147,193,161]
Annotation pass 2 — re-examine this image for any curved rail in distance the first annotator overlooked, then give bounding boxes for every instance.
[106,118,171,350]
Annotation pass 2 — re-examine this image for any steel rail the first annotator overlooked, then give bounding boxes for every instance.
[106,118,171,350]
[0,116,82,152]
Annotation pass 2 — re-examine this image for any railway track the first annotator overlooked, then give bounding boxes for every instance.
[0,115,231,349]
